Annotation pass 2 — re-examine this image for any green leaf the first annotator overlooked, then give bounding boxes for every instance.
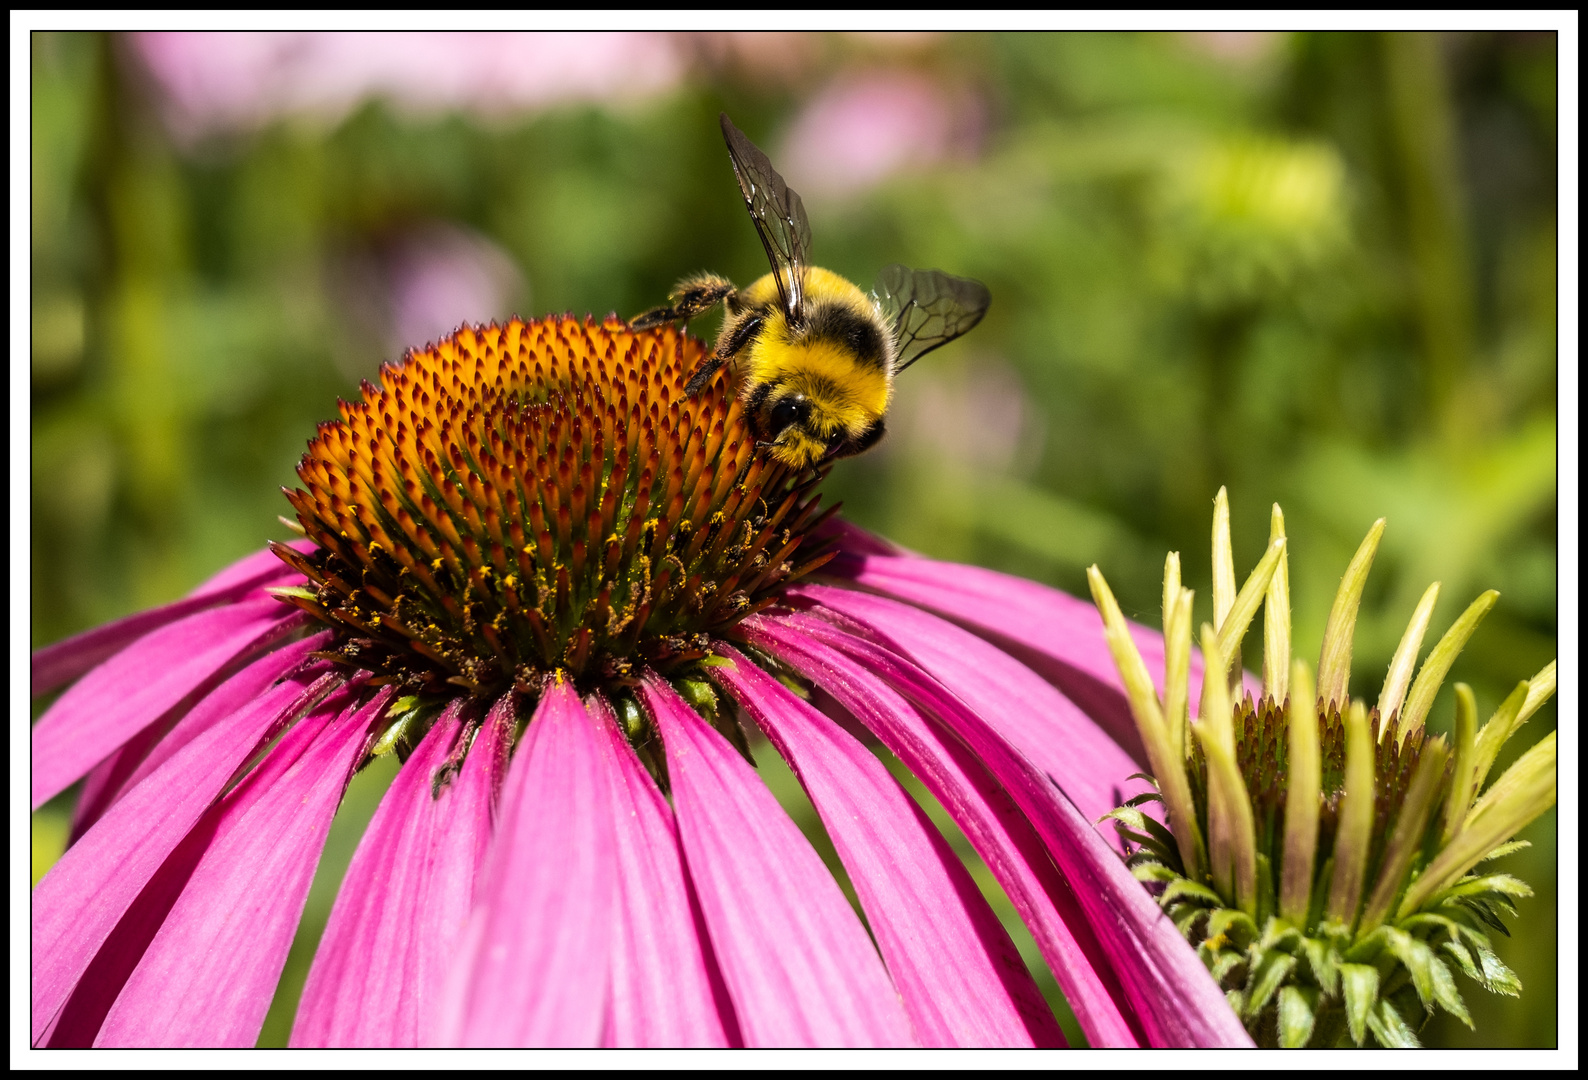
[1244,948,1297,1019]
[1366,998,1420,1048]
[1278,985,1319,1048]
[1339,963,1380,1046]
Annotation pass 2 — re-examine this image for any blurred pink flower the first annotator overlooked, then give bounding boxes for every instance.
[781,70,982,198]
[134,32,686,139]
[384,224,526,358]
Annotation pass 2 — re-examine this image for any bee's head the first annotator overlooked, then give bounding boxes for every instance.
[753,387,885,470]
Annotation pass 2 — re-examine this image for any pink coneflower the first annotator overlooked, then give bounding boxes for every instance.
[31,316,1251,1048]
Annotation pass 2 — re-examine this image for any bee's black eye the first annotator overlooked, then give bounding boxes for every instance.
[767,396,805,436]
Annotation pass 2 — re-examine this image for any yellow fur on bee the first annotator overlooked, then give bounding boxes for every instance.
[739,267,892,435]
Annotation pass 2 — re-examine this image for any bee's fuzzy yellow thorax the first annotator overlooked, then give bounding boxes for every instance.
[744,267,892,427]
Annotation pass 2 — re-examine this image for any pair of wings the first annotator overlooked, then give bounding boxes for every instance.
[720,114,991,375]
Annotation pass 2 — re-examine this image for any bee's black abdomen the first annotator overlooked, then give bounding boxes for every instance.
[806,303,888,372]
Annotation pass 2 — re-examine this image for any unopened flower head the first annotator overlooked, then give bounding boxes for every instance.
[1089,488,1557,1049]
[33,317,1255,1049]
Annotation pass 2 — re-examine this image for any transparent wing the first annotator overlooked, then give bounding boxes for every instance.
[720,113,811,326]
[875,265,991,374]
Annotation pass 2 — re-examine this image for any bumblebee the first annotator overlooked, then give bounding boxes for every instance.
[633,114,991,471]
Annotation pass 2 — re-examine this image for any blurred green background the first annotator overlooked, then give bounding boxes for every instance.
[31,31,1557,1047]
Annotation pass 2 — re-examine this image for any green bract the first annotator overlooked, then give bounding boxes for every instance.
[1089,488,1557,1048]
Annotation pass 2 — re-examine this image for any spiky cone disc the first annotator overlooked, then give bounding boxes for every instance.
[274,315,835,704]
[1093,492,1556,1048]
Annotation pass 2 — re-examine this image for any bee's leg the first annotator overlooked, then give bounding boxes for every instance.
[684,314,763,396]
[631,274,737,329]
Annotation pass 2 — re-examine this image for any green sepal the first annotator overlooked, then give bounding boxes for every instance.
[1207,907,1259,947]
[1226,988,1246,1017]
[1428,953,1472,1028]
[1343,924,1389,964]
[1451,895,1514,936]
[1382,927,1439,1009]
[1162,878,1223,908]
[1102,806,1181,860]
[1471,939,1522,996]
[1131,861,1180,884]
[1302,936,1339,997]
[1338,962,1379,1045]
[675,677,719,720]
[1254,852,1276,925]
[1244,948,1297,1020]
[1258,916,1302,955]
[1122,790,1166,808]
[774,671,812,700]
[1441,938,1482,983]
[1173,907,1207,937]
[1207,948,1245,984]
[1397,911,1463,939]
[1278,985,1319,1048]
[1366,998,1420,1048]
[1476,839,1531,864]
[1441,873,1533,904]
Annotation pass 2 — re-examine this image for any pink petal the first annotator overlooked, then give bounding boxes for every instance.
[590,696,737,1048]
[441,684,615,1047]
[412,698,510,1048]
[188,539,312,597]
[744,616,1143,1048]
[641,673,916,1047]
[67,634,331,843]
[31,597,303,809]
[789,611,1251,1047]
[712,644,1062,1048]
[30,541,308,697]
[92,687,389,1048]
[66,722,172,847]
[292,697,503,1047]
[40,680,358,1047]
[105,632,332,812]
[824,547,1221,765]
[791,585,1140,841]
[30,649,338,1046]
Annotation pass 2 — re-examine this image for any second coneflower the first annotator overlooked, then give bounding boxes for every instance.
[1090,489,1557,1048]
[32,316,1253,1048]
